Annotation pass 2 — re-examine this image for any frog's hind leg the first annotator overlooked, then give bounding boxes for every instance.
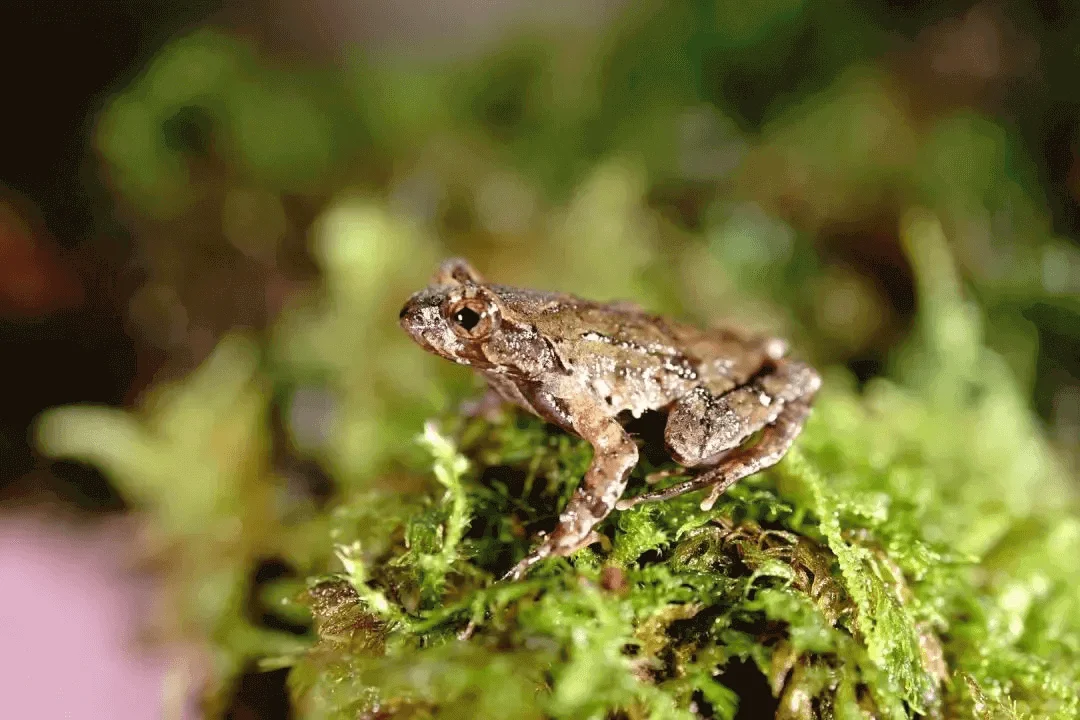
[617,360,820,511]
[617,399,812,511]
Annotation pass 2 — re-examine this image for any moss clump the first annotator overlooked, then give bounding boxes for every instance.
[282,215,1077,719]
[278,388,1077,719]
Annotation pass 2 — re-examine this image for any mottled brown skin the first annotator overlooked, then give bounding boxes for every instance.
[399,258,821,580]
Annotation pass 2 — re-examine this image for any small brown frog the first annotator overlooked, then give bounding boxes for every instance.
[399,259,821,580]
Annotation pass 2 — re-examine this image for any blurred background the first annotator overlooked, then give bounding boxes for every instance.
[2,0,1079,717]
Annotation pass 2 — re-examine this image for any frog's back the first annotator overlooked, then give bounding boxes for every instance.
[496,285,781,405]
[493,285,682,351]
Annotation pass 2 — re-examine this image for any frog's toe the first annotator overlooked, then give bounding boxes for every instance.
[502,547,550,582]
[502,530,605,581]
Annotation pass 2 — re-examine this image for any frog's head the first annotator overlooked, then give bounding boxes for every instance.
[399,258,505,367]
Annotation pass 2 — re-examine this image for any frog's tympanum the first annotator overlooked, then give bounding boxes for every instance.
[400,259,821,580]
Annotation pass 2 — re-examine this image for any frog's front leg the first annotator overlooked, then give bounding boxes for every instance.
[504,391,639,581]
[618,360,820,511]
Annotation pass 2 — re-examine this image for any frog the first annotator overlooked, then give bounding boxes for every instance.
[399,258,821,580]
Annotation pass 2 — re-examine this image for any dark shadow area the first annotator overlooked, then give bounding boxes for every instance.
[716,657,780,720]
[227,668,292,720]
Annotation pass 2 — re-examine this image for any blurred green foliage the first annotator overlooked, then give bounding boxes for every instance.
[34,1,1080,717]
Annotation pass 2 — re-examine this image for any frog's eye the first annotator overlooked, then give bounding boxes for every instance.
[453,307,481,330]
[446,298,496,339]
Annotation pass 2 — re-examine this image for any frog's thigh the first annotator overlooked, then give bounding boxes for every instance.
[620,361,820,511]
[665,358,821,466]
[693,399,812,510]
[665,384,779,468]
[619,399,812,511]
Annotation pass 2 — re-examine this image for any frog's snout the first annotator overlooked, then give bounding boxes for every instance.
[397,300,412,325]
[398,300,422,338]
[398,296,436,350]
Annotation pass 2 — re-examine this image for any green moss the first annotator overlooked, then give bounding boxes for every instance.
[276,213,1077,719]
[279,375,1077,718]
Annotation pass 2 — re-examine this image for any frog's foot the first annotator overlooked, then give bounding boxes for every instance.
[616,399,812,511]
[502,539,552,582]
[501,530,604,582]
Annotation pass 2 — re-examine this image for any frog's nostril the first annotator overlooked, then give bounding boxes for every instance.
[399,304,410,320]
